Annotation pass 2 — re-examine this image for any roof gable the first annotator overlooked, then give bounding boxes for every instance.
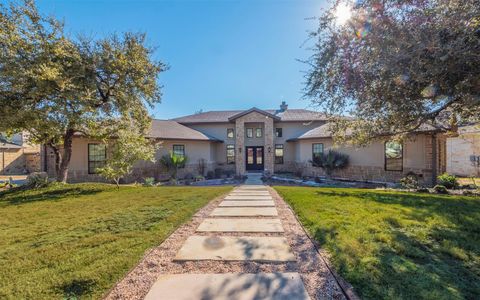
[227,107,281,121]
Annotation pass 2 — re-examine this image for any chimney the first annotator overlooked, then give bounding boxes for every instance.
[279,101,288,112]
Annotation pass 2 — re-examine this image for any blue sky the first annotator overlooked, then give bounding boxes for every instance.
[36,0,328,119]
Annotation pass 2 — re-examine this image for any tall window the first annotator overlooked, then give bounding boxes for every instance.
[173,145,185,158]
[227,128,234,139]
[88,144,106,174]
[312,143,324,159]
[275,128,283,138]
[226,144,235,164]
[275,144,284,164]
[256,128,263,138]
[246,128,253,138]
[385,141,403,171]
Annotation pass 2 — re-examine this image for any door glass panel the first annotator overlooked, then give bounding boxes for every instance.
[256,148,263,164]
[247,148,254,164]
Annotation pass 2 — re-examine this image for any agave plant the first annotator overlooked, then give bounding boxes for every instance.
[160,152,188,180]
[310,149,349,176]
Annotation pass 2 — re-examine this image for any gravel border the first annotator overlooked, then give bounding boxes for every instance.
[105,186,352,300]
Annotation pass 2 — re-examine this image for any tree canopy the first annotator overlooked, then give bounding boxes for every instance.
[306,0,480,144]
[0,0,165,182]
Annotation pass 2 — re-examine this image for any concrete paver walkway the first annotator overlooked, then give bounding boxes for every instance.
[107,175,349,300]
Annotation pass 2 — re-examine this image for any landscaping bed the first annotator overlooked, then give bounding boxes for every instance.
[0,183,231,299]
[275,186,480,299]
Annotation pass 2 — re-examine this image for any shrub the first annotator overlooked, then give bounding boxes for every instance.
[194,175,205,181]
[310,150,349,176]
[143,177,155,187]
[160,152,188,180]
[437,173,459,189]
[214,168,223,179]
[400,173,419,189]
[314,177,322,183]
[184,173,194,180]
[26,172,49,188]
[433,184,448,194]
[206,170,215,180]
[197,159,206,176]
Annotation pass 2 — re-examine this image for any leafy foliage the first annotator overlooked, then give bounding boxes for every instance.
[0,1,165,182]
[310,149,349,176]
[433,184,448,194]
[96,129,157,187]
[142,177,155,187]
[437,173,459,189]
[159,152,187,180]
[306,0,480,144]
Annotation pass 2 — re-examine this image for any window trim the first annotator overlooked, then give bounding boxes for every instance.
[312,143,324,160]
[255,128,263,138]
[275,144,284,164]
[227,128,234,139]
[384,141,403,171]
[88,143,107,174]
[226,144,235,164]
[172,144,185,158]
[275,128,283,138]
[246,128,253,138]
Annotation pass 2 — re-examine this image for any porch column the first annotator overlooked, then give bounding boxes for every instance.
[235,119,245,175]
[264,117,274,174]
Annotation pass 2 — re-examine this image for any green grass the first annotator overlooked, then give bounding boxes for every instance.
[275,187,480,300]
[0,183,230,299]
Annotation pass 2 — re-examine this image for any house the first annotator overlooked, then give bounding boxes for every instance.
[44,102,446,185]
[0,132,41,175]
[446,125,480,177]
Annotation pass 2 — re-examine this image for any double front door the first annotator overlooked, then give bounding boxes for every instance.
[246,146,264,171]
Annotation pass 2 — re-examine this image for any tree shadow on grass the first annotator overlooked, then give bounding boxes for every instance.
[58,279,96,299]
[312,190,480,299]
[0,186,103,206]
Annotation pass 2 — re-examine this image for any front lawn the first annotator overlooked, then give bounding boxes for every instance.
[275,187,480,300]
[0,183,230,299]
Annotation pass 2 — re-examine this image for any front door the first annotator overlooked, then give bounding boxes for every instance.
[246,146,264,171]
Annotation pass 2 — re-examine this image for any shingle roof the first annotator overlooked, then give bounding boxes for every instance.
[287,123,442,141]
[0,137,22,149]
[147,120,222,142]
[173,108,328,123]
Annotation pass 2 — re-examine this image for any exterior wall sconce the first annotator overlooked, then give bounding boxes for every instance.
[267,146,271,153]
[238,147,242,153]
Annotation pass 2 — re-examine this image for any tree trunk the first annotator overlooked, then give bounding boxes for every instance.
[56,129,75,183]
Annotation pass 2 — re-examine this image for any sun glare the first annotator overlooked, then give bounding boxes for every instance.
[334,2,352,25]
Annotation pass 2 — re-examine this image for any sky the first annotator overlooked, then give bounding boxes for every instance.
[34,0,329,119]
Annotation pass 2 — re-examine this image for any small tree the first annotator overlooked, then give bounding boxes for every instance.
[310,150,349,177]
[97,129,156,188]
[160,152,187,180]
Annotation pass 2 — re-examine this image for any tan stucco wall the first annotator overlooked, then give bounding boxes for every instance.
[446,132,480,176]
[294,135,428,169]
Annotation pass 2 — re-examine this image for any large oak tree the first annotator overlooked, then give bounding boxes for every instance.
[306,0,480,144]
[0,1,165,182]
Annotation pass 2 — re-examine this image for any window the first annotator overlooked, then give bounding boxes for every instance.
[246,128,253,138]
[385,141,403,171]
[256,128,263,138]
[227,128,234,139]
[275,144,284,164]
[275,128,283,138]
[173,145,185,158]
[88,144,106,174]
[312,143,324,159]
[226,144,235,164]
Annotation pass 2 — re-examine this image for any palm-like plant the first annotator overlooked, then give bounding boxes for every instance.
[310,150,349,176]
[160,152,188,180]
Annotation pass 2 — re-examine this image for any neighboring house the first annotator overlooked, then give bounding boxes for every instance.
[446,125,480,177]
[44,102,446,185]
[0,132,41,175]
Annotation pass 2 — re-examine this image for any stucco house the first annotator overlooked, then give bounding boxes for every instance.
[446,125,480,177]
[44,102,446,185]
[0,132,41,175]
